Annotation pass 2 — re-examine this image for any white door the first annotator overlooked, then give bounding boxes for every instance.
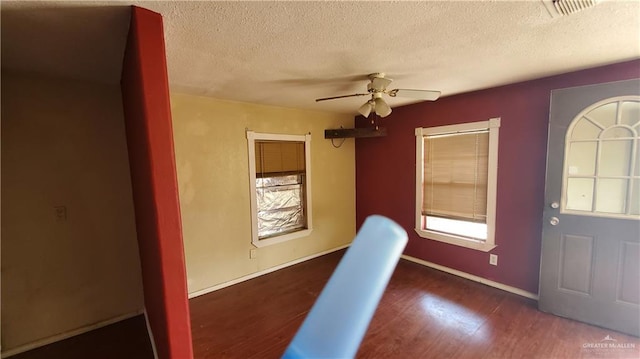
[539,79,640,336]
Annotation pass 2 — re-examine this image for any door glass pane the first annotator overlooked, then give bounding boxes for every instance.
[602,127,633,139]
[599,140,632,176]
[636,145,640,176]
[562,97,640,219]
[588,102,617,128]
[620,101,640,127]
[595,179,628,214]
[566,178,594,211]
[571,118,601,139]
[567,141,597,175]
[631,179,640,215]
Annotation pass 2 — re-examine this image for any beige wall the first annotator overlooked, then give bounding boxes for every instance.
[1,71,144,351]
[171,93,356,294]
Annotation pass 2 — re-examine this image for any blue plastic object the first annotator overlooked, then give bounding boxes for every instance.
[282,215,408,359]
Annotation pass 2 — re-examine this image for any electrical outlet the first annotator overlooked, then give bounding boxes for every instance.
[489,254,498,266]
[250,249,257,259]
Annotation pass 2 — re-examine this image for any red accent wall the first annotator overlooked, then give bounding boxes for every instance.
[120,6,193,359]
[356,60,640,294]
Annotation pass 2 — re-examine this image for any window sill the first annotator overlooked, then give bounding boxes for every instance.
[414,228,496,252]
[252,228,313,248]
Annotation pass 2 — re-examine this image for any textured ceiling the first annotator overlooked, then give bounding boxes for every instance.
[2,1,639,116]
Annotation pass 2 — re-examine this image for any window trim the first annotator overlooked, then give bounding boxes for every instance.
[414,118,500,252]
[247,131,313,248]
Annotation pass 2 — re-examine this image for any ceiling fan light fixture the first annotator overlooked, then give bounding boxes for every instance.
[358,101,373,117]
[314,72,439,117]
[374,97,392,117]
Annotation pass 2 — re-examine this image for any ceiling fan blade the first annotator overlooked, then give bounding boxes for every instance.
[315,93,368,102]
[371,77,393,91]
[388,89,441,101]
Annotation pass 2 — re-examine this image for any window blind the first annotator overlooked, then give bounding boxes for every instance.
[255,141,305,177]
[422,131,489,222]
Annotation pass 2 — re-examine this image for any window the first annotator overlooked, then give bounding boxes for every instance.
[247,131,312,247]
[415,118,500,251]
[563,97,640,218]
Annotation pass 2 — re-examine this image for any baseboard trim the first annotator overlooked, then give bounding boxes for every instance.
[401,255,539,300]
[143,310,159,359]
[1,309,145,358]
[185,246,537,301]
[188,244,350,299]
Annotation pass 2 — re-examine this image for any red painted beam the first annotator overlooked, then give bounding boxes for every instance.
[120,6,193,359]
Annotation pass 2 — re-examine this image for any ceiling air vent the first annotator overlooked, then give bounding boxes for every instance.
[543,0,600,18]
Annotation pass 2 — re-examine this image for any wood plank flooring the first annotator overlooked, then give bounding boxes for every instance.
[190,249,640,359]
[9,249,639,358]
[8,314,154,359]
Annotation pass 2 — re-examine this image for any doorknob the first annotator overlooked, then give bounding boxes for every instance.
[549,217,560,226]
[550,202,559,209]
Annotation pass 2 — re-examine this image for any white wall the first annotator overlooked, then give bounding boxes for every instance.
[1,71,144,352]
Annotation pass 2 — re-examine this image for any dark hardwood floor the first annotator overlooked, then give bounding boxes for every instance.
[9,314,154,359]
[9,249,639,358]
[190,249,640,359]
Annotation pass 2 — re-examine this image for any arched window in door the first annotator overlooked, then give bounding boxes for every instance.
[563,96,640,218]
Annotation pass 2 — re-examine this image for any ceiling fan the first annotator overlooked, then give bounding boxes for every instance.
[315,73,441,118]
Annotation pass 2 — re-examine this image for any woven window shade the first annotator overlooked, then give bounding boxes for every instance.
[423,131,489,222]
[255,140,305,177]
